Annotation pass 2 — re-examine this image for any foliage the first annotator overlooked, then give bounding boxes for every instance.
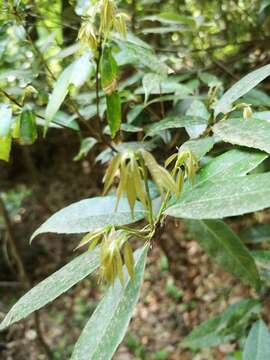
[2,0,270,358]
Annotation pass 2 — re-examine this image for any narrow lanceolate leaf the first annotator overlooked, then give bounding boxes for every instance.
[165,172,270,219]
[183,299,261,350]
[213,118,270,154]
[106,92,121,138]
[145,115,207,136]
[100,47,118,94]
[0,248,100,331]
[19,110,37,145]
[31,195,146,240]
[243,320,270,360]
[186,220,260,290]
[0,135,12,162]
[45,54,92,130]
[103,154,121,194]
[142,150,177,194]
[214,64,270,116]
[194,149,268,188]
[71,246,148,360]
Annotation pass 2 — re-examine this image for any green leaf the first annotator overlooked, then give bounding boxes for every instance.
[243,320,270,360]
[31,195,146,240]
[179,136,216,160]
[241,224,270,244]
[120,123,142,133]
[251,251,270,270]
[252,111,270,121]
[106,92,121,138]
[0,248,100,331]
[73,137,97,161]
[183,299,260,350]
[0,135,12,162]
[45,54,92,131]
[142,12,195,26]
[165,172,270,219]
[194,149,268,187]
[214,64,270,116]
[183,316,228,350]
[199,72,222,88]
[213,118,270,154]
[185,220,260,290]
[142,73,164,103]
[145,115,207,136]
[135,79,192,96]
[19,110,37,145]
[0,104,13,137]
[70,246,148,360]
[185,100,209,138]
[115,36,171,75]
[100,47,118,94]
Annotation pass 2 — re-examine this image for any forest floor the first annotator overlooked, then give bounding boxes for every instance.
[0,138,269,360]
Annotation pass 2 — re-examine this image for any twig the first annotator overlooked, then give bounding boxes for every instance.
[95,41,104,142]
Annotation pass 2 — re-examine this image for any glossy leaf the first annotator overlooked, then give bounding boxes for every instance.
[70,246,148,360]
[31,195,146,240]
[214,64,270,116]
[186,220,260,290]
[213,118,270,154]
[106,92,121,138]
[166,172,270,219]
[0,248,100,331]
[243,320,270,360]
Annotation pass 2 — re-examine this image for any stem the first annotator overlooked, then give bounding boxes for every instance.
[0,89,22,108]
[0,196,53,360]
[131,0,137,32]
[95,41,103,142]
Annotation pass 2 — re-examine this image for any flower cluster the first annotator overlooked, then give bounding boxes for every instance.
[103,149,177,214]
[78,0,128,52]
[77,227,135,286]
